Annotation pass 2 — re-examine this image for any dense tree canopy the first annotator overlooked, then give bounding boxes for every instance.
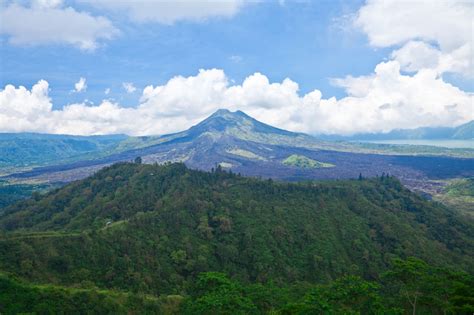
[0,162,472,313]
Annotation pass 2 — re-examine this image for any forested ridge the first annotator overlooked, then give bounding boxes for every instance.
[0,162,473,314]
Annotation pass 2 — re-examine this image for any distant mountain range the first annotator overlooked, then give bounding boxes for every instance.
[318,120,474,141]
[0,133,128,171]
[1,111,473,176]
[2,109,473,192]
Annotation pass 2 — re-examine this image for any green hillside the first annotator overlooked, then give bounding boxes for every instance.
[282,154,335,168]
[0,163,473,313]
[434,177,474,216]
[0,133,128,174]
[0,273,168,314]
[0,180,54,209]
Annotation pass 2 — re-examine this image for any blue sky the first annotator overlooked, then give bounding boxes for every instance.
[1,1,391,107]
[0,0,472,135]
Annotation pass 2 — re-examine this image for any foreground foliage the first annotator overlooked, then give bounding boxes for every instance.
[0,273,164,314]
[1,258,473,314]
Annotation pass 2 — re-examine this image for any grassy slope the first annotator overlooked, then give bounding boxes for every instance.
[0,272,175,314]
[434,178,474,216]
[226,148,267,161]
[282,154,335,168]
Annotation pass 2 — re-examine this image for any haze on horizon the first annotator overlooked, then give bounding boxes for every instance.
[0,0,473,136]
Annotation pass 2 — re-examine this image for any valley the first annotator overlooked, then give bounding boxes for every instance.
[2,110,473,198]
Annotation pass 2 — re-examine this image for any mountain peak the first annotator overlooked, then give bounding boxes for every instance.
[186,109,295,138]
[209,108,249,119]
[141,109,303,149]
[186,109,248,136]
[211,108,232,116]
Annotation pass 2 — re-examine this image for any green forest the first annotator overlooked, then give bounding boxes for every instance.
[0,162,473,314]
[434,178,474,216]
[0,181,54,209]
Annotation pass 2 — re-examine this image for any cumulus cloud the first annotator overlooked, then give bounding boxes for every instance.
[122,82,136,94]
[0,80,54,133]
[0,2,119,51]
[354,0,473,77]
[325,62,472,134]
[79,0,247,24]
[390,41,442,73]
[1,69,472,136]
[73,77,87,93]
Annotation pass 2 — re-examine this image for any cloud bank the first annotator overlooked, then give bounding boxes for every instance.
[1,68,472,136]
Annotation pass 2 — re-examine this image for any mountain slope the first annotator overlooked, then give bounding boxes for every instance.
[453,120,474,139]
[0,133,128,174]
[2,112,472,181]
[1,162,472,297]
[319,120,474,141]
[115,108,319,150]
[6,110,474,188]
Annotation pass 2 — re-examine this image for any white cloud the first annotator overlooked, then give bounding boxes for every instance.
[31,0,63,9]
[74,77,87,93]
[0,80,54,133]
[355,0,472,50]
[104,88,110,95]
[390,41,441,73]
[1,69,472,136]
[122,82,136,93]
[229,55,242,63]
[79,0,247,24]
[325,61,472,134]
[0,2,119,51]
[354,0,473,77]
